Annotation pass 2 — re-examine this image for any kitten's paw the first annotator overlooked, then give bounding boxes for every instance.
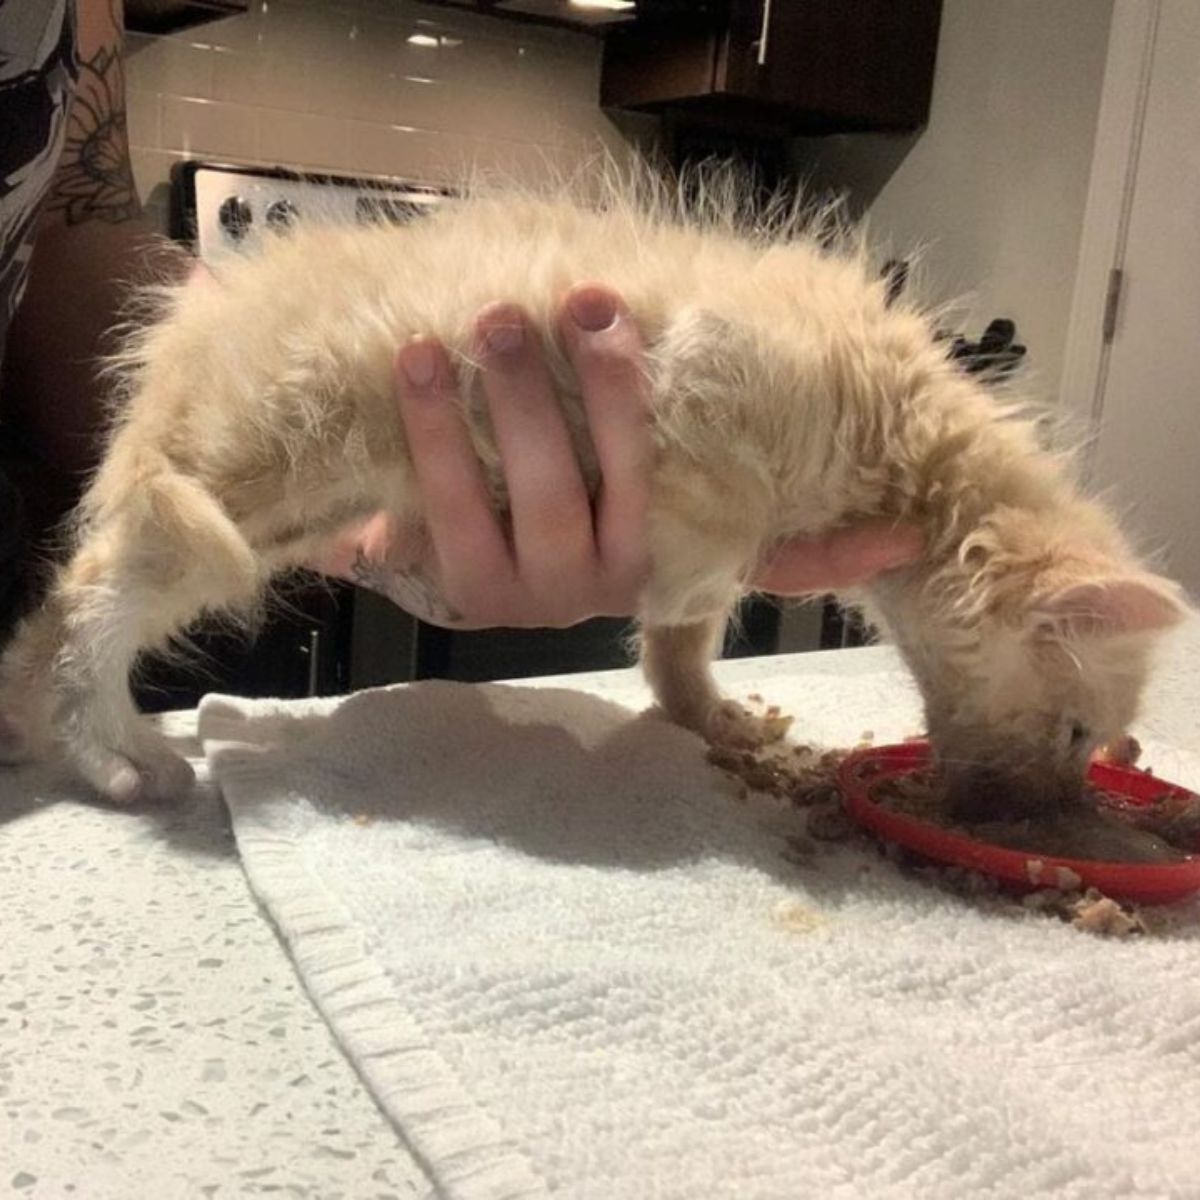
[704,699,792,750]
[74,737,195,804]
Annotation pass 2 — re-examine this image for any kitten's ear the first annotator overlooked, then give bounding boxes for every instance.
[1030,573,1190,639]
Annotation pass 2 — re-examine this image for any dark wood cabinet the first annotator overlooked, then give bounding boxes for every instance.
[124,0,248,36]
[135,580,355,712]
[602,0,943,135]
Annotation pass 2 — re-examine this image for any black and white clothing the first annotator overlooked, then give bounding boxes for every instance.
[0,0,78,369]
[0,0,79,628]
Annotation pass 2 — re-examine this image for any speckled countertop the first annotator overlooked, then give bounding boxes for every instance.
[0,714,427,1200]
[2,626,1197,1199]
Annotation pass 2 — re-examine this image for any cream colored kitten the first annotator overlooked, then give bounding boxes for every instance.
[0,172,1189,811]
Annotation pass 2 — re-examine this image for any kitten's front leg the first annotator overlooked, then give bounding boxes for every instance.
[640,616,785,750]
[640,617,728,736]
[636,487,773,747]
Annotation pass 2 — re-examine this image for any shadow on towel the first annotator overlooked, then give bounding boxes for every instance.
[201,680,837,891]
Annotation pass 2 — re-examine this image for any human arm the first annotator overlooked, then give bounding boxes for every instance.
[755,521,925,594]
[2,0,178,497]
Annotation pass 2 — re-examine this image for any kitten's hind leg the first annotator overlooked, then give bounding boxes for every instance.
[0,604,63,764]
[0,557,181,799]
[49,550,200,803]
[1,464,262,802]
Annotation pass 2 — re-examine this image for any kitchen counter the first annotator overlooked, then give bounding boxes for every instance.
[2,622,1198,1198]
[0,717,424,1199]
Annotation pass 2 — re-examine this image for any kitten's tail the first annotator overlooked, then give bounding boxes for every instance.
[81,441,260,598]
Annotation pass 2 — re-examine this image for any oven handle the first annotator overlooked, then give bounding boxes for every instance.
[756,0,773,66]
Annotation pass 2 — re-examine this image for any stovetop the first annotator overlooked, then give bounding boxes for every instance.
[170,160,443,264]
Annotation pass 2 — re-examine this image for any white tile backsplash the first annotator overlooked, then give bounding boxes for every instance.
[160,95,259,159]
[255,108,354,172]
[129,147,188,206]
[210,48,321,114]
[125,88,162,148]
[127,0,645,218]
[125,34,216,98]
[344,120,451,181]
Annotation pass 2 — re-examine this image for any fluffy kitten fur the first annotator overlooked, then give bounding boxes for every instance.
[0,167,1189,810]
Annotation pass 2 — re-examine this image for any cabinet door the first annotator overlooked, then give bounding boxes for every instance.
[600,22,722,110]
[135,583,354,711]
[721,0,941,131]
[125,0,249,36]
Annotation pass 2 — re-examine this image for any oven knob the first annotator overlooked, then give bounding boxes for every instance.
[266,199,298,230]
[218,195,253,241]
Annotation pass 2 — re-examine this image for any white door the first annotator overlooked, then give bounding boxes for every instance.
[1088,0,1200,596]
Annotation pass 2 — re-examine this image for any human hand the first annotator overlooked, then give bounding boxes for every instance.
[752,521,925,595]
[320,283,652,629]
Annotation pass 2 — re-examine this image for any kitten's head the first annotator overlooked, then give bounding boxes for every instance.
[902,507,1190,822]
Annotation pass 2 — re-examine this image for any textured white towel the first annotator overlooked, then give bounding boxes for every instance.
[200,653,1200,1200]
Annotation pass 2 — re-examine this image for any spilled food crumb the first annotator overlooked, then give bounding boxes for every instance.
[707,742,844,805]
[1070,890,1147,937]
[1020,887,1150,938]
[771,900,826,935]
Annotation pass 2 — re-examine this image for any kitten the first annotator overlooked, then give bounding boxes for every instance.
[0,170,1189,811]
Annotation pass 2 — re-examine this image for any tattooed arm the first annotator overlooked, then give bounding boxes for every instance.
[44,0,141,228]
[3,0,177,499]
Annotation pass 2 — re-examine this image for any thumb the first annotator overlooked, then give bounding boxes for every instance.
[309,512,408,581]
[755,521,924,594]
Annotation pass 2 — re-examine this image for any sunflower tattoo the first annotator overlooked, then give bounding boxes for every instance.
[46,0,139,226]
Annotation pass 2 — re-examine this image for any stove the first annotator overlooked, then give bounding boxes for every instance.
[170,161,443,263]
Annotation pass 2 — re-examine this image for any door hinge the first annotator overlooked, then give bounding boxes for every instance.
[1102,267,1124,344]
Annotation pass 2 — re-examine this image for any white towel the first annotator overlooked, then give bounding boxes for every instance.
[200,662,1200,1200]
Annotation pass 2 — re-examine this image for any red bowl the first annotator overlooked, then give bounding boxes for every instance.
[838,741,1200,904]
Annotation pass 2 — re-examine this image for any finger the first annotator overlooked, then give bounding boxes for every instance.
[474,302,595,576]
[395,336,514,591]
[359,511,405,566]
[559,284,652,585]
[755,521,925,594]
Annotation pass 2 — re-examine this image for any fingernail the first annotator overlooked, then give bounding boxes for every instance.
[400,338,437,388]
[567,287,618,333]
[483,320,525,355]
[475,303,526,358]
